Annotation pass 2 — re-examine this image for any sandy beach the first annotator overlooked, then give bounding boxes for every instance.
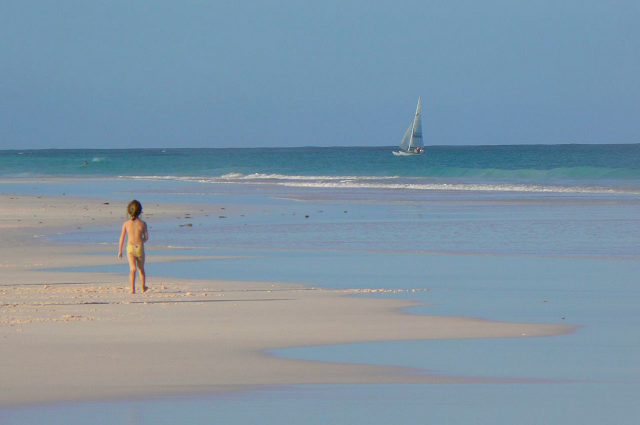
[0,190,577,407]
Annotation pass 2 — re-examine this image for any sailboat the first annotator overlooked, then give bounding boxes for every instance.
[392,98,425,156]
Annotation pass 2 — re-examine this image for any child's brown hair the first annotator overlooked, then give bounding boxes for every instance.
[127,200,142,220]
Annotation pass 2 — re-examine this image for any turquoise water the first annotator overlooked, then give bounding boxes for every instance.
[2,145,640,194]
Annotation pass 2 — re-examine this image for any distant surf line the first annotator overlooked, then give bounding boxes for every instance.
[121,174,640,196]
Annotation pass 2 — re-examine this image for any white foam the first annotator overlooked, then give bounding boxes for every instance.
[220,172,245,179]
[119,174,640,195]
[278,181,640,195]
[121,174,398,183]
[218,173,398,181]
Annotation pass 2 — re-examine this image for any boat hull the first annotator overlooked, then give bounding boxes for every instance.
[392,150,423,156]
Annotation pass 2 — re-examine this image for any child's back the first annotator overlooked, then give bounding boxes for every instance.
[124,218,147,246]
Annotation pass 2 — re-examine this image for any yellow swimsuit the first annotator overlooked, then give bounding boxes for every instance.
[126,243,144,259]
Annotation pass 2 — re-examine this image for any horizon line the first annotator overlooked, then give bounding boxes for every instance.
[2,142,639,152]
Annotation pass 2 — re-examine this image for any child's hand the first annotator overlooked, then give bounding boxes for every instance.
[118,251,122,259]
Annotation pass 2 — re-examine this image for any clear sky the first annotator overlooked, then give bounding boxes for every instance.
[1,1,638,149]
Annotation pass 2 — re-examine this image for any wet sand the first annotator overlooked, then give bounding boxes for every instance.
[0,192,576,407]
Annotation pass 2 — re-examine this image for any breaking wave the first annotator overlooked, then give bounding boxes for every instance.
[121,171,640,195]
[218,173,399,181]
[276,181,640,195]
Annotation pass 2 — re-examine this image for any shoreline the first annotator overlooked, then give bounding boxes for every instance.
[0,191,577,408]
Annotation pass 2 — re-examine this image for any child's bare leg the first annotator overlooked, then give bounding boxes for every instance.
[136,255,147,292]
[127,254,137,294]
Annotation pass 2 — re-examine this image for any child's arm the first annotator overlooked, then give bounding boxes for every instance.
[118,223,126,259]
[142,221,149,243]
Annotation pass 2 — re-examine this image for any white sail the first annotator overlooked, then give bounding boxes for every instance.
[409,98,424,149]
[396,98,424,154]
[409,97,424,149]
[398,123,412,151]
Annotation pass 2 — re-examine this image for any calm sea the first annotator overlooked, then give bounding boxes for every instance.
[2,144,640,194]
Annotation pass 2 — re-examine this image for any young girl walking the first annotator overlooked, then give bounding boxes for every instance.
[118,200,149,294]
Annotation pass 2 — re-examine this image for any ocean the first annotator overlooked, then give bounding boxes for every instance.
[2,144,640,194]
[2,144,639,424]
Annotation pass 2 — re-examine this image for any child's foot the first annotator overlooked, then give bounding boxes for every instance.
[142,286,147,293]
[131,290,136,294]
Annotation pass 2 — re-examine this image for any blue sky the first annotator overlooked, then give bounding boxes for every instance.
[1,1,638,149]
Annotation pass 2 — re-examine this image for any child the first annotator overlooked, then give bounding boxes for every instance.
[118,200,149,294]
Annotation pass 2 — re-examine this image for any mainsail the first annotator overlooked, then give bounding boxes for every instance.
[398,97,424,152]
[410,97,423,149]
